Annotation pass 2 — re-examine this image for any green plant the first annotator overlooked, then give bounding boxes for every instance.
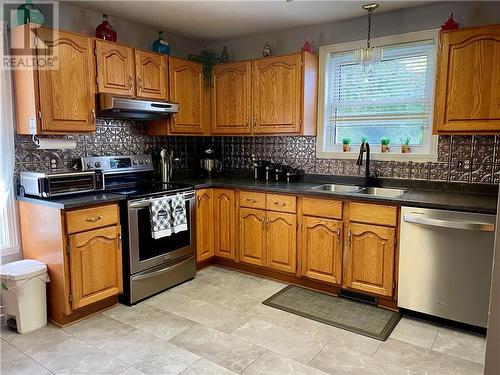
[341,137,352,145]
[401,137,411,146]
[360,136,368,144]
[380,137,391,145]
[188,49,221,89]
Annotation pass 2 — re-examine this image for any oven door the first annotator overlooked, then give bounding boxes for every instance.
[127,191,196,274]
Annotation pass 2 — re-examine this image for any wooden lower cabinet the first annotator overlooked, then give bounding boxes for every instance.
[213,189,236,260]
[196,189,214,262]
[266,211,297,274]
[301,216,342,284]
[68,225,123,310]
[18,201,122,326]
[343,222,396,297]
[239,208,267,266]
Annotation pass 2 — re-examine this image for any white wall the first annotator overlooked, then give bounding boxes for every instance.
[58,1,203,58]
[206,1,500,61]
[485,196,500,374]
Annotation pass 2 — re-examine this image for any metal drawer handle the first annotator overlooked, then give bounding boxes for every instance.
[403,215,495,232]
[86,215,102,223]
[246,198,257,203]
[274,201,286,207]
[132,257,193,281]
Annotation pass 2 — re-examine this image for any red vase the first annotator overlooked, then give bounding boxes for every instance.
[96,14,117,42]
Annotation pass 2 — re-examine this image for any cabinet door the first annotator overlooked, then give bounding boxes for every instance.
[434,25,500,133]
[266,211,297,274]
[212,61,252,134]
[37,28,96,132]
[68,225,123,310]
[214,189,235,260]
[239,208,266,266]
[344,223,395,297]
[196,189,214,262]
[253,54,302,134]
[169,57,204,134]
[135,50,168,100]
[301,216,342,284]
[95,40,135,96]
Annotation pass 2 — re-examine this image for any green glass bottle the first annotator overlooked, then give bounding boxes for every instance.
[17,0,44,26]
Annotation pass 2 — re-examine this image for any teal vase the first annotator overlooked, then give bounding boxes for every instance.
[17,0,44,25]
[152,31,171,55]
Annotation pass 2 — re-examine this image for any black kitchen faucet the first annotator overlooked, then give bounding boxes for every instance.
[356,141,371,187]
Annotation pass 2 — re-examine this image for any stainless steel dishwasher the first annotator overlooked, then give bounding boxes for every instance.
[399,206,496,328]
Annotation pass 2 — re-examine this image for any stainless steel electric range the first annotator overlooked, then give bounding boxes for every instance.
[82,154,196,305]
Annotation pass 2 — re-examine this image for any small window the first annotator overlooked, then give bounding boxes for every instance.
[317,30,439,161]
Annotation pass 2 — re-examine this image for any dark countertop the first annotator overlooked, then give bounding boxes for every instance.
[171,174,498,215]
[17,192,127,210]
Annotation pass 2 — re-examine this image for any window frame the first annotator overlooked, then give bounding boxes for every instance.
[0,192,20,257]
[317,29,439,161]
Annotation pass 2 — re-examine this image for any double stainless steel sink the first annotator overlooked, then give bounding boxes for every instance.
[310,184,408,198]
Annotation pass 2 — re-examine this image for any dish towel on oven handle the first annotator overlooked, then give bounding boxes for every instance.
[171,193,188,233]
[150,196,174,239]
[149,193,187,239]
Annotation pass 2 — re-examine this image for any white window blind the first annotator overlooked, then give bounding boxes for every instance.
[318,33,438,159]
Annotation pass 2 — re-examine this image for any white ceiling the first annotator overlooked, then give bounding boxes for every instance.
[67,0,435,43]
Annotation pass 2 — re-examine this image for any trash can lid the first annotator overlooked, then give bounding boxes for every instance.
[0,259,47,281]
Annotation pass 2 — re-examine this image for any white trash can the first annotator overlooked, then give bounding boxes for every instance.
[0,259,50,334]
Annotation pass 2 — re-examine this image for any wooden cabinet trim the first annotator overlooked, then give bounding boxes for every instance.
[196,189,215,261]
[214,189,236,260]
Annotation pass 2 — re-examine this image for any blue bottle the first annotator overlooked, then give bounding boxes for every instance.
[152,31,171,55]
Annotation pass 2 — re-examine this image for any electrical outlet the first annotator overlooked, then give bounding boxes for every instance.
[456,160,463,170]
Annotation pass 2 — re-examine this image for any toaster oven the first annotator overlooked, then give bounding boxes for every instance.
[19,170,104,198]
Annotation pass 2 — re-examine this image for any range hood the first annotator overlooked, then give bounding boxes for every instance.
[97,94,179,120]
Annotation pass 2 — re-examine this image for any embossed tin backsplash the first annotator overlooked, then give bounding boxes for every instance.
[14,119,499,184]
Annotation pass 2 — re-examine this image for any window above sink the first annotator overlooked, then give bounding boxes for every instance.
[316,30,439,162]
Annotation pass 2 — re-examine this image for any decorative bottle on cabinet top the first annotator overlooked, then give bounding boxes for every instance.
[152,31,171,55]
[96,14,117,42]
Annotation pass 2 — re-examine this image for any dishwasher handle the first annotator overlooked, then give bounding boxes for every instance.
[403,214,495,232]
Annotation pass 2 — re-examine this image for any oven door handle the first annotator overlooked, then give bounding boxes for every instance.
[128,192,195,209]
[132,256,194,281]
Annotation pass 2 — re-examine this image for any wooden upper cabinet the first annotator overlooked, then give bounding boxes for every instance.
[212,61,252,134]
[343,223,395,297]
[239,208,266,266]
[169,57,204,134]
[95,40,135,97]
[134,49,168,101]
[68,225,123,310]
[213,189,235,260]
[253,54,302,134]
[251,52,317,135]
[196,189,214,262]
[434,25,500,134]
[301,216,342,285]
[266,211,297,274]
[36,28,96,133]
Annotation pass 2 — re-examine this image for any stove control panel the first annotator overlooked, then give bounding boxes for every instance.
[82,155,154,174]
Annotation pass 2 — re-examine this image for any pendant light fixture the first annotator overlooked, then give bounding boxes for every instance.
[354,3,383,71]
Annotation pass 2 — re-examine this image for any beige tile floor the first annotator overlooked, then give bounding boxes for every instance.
[1,266,487,375]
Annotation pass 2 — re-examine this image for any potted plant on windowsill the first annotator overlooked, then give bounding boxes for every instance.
[342,137,352,152]
[401,137,411,153]
[380,137,390,153]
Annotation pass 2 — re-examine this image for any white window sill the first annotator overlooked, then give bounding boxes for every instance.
[316,150,438,162]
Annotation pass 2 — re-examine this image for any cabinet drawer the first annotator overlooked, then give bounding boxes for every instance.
[349,202,397,227]
[239,191,266,209]
[266,194,296,213]
[302,197,342,219]
[66,204,119,234]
